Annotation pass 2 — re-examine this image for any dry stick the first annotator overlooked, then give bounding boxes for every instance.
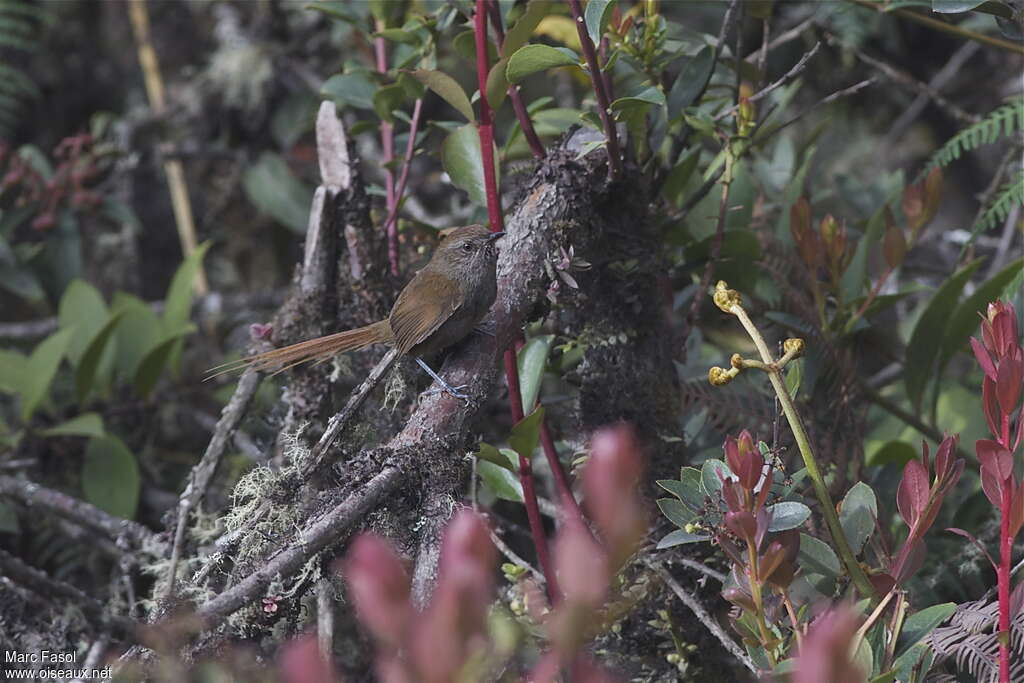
[489,527,545,584]
[374,19,399,276]
[769,78,875,136]
[475,0,560,603]
[164,367,262,600]
[0,547,135,635]
[317,578,335,662]
[650,561,757,674]
[0,475,156,549]
[127,0,207,295]
[486,0,545,160]
[196,465,402,626]
[567,0,622,181]
[380,97,425,273]
[714,42,822,121]
[827,33,980,125]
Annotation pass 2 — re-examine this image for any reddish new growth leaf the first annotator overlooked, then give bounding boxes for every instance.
[340,510,496,683]
[891,435,964,585]
[794,607,864,683]
[279,633,343,683]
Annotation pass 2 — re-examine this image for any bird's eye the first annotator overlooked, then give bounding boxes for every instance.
[461,242,473,252]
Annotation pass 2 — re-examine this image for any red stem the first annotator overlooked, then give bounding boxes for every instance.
[374,21,398,276]
[475,0,560,604]
[567,0,622,180]
[381,97,424,276]
[997,411,1012,683]
[486,0,546,160]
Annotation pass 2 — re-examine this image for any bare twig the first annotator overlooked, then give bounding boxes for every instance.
[0,475,156,549]
[650,560,757,674]
[374,19,399,276]
[487,0,546,160]
[676,557,728,584]
[489,526,545,584]
[381,97,424,276]
[195,465,403,627]
[0,547,135,635]
[715,42,822,121]
[165,367,262,599]
[767,78,875,136]
[825,32,979,124]
[127,0,207,294]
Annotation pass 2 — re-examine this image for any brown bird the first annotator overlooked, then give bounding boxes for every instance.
[210,224,503,399]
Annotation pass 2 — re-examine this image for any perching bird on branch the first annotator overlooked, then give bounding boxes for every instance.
[210,224,503,399]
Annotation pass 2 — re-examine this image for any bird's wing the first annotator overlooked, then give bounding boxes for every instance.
[389,271,462,354]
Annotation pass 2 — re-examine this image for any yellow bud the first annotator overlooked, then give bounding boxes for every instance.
[708,366,733,386]
[783,338,804,357]
[730,353,744,369]
[713,280,741,313]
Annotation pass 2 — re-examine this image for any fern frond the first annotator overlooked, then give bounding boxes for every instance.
[973,171,1024,235]
[920,98,1024,178]
[0,0,47,137]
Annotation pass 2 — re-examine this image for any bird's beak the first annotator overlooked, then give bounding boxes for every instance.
[486,231,505,243]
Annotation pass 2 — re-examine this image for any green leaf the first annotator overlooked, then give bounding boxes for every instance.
[485,57,510,110]
[584,0,617,44]
[82,435,139,520]
[320,71,377,111]
[58,279,108,366]
[657,498,696,529]
[785,358,803,397]
[75,310,124,402]
[0,234,44,302]
[133,326,194,397]
[372,83,407,123]
[517,334,554,414]
[164,242,211,336]
[937,257,1023,375]
[798,532,841,577]
[373,28,421,45]
[475,442,515,471]
[868,440,918,468]
[409,69,475,122]
[904,259,982,410]
[667,46,714,121]
[657,470,705,513]
[21,328,74,421]
[509,406,544,461]
[932,0,988,11]
[441,123,499,207]
[662,146,701,206]
[38,412,105,439]
[0,349,29,395]
[611,86,666,112]
[110,295,161,380]
[894,603,956,658]
[478,460,524,502]
[656,529,710,548]
[503,0,553,57]
[766,501,811,531]
[701,458,731,497]
[506,44,579,84]
[840,482,878,555]
[242,153,312,234]
[891,643,934,683]
[840,204,887,305]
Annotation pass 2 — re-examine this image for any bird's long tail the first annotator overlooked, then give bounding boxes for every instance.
[206,320,393,379]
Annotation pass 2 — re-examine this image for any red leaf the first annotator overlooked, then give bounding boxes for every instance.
[893,538,926,584]
[971,336,998,381]
[996,356,1023,416]
[980,462,1004,508]
[983,377,1001,438]
[1010,479,1024,539]
[934,434,958,481]
[897,459,929,528]
[976,440,1013,481]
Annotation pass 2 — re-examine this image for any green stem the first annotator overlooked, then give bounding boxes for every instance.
[848,0,1024,55]
[746,544,778,667]
[729,303,878,599]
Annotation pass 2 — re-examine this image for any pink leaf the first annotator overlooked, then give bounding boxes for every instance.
[897,459,929,528]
